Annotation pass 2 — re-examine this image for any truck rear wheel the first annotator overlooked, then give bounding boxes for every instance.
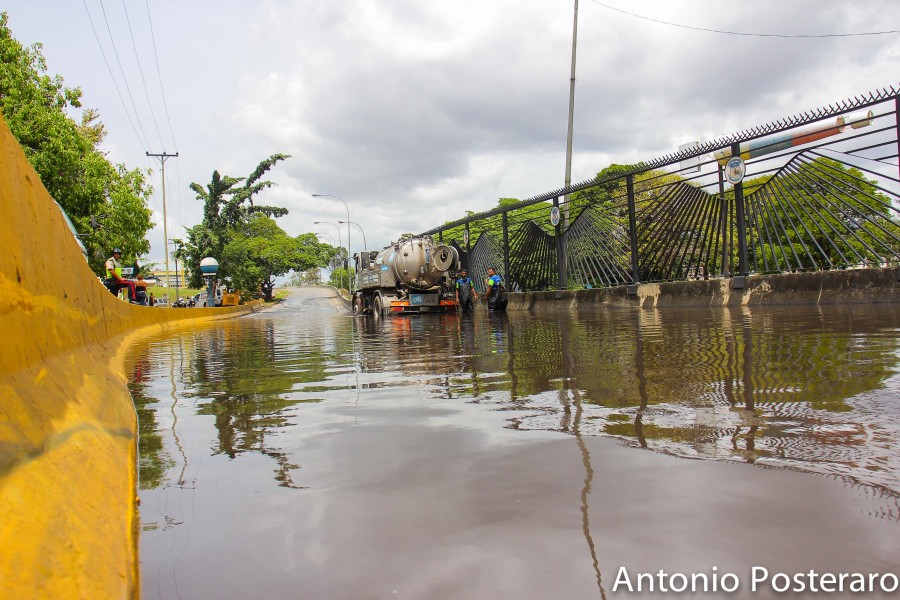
[373,293,383,318]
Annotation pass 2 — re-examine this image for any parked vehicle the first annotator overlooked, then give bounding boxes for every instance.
[194,287,223,307]
[352,236,459,316]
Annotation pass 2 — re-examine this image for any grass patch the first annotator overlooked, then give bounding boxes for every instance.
[147,285,202,297]
[268,289,289,303]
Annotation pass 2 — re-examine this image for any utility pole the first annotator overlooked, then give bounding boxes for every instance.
[563,0,579,230]
[171,238,183,302]
[560,0,579,290]
[147,151,179,304]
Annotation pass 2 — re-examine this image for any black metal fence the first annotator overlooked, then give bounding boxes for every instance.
[422,85,900,294]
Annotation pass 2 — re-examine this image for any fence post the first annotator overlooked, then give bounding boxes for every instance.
[553,196,567,289]
[502,211,510,288]
[438,230,443,243]
[895,95,900,183]
[626,174,640,287]
[732,142,750,276]
[717,164,730,277]
[465,223,471,255]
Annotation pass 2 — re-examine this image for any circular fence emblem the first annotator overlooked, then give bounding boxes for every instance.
[725,156,746,185]
[550,206,561,226]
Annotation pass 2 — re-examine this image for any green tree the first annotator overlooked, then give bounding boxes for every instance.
[0,12,153,273]
[184,153,290,287]
[328,266,354,293]
[439,198,526,248]
[287,268,322,287]
[222,214,332,301]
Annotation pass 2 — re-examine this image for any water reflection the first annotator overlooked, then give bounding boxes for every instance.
[128,296,900,597]
[130,304,900,498]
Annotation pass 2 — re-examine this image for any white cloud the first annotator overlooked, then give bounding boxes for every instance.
[4,0,899,264]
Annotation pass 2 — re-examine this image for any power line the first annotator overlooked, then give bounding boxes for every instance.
[120,0,165,150]
[96,1,151,143]
[144,0,179,152]
[590,1,900,38]
[96,0,152,147]
[81,0,149,151]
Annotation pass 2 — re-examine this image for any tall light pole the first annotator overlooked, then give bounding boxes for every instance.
[314,220,344,292]
[563,0,578,230]
[338,220,367,253]
[147,151,178,304]
[312,194,352,292]
[170,238,183,301]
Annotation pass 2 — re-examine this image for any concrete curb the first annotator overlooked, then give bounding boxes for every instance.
[507,268,900,311]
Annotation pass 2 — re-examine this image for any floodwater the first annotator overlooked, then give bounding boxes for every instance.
[128,288,900,599]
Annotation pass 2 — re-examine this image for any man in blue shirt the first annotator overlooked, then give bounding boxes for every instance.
[485,267,506,311]
[455,269,477,313]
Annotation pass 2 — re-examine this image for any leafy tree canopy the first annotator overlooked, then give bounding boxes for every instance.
[184,153,291,288]
[222,214,333,301]
[0,12,153,274]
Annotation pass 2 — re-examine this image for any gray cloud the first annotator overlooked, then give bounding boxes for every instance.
[3,0,898,261]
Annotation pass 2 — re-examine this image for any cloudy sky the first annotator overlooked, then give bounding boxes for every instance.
[3,1,899,266]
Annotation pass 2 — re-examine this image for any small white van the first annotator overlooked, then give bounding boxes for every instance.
[195,287,223,307]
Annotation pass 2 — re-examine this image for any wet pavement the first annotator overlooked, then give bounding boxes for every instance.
[128,287,900,599]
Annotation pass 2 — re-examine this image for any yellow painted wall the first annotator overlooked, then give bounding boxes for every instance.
[0,115,258,598]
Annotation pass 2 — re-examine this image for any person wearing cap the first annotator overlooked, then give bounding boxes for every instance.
[455,268,477,313]
[104,248,137,302]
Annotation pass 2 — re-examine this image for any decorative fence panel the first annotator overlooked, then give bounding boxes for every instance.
[427,86,900,290]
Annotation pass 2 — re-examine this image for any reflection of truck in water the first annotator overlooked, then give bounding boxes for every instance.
[353,236,459,316]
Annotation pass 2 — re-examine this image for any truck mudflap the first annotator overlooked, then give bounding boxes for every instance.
[389,299,458,314]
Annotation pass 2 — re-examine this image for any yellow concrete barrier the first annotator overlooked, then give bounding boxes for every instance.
[0,114,257,598]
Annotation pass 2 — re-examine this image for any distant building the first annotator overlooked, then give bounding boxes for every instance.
[151,268,189,288]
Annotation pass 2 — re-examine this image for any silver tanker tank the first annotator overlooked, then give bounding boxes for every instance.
[354,236,459,315]
[377,237,458,290]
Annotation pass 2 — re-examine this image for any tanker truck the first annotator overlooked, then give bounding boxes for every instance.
[352,236,460,316]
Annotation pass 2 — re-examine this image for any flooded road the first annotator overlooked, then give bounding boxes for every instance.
[128,288,900,599]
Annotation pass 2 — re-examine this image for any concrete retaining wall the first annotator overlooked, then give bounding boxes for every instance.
[507,268,900,312]
[0,115,259,598]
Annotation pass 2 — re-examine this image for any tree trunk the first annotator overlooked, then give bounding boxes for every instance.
[261,280,274,302]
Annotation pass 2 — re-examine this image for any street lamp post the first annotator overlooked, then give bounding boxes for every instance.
[338,220,367,253]
[314,220,344,292]
[312,194,352,292]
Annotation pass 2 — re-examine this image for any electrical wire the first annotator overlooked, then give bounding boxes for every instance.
[90,0,150,147]
[590,1,900,38]
[81,0,149,152]
[120,0,165,150]
[95,0,152,148]
[142,0,183,256]
[144,0,179,152]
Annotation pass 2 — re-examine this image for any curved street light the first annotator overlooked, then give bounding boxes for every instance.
[313,221,341,249]
[314,231,337,245]
[338,220,367,253]
[312,194,352,292]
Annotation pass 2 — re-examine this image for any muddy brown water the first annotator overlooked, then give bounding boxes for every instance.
[128,287,900,599]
